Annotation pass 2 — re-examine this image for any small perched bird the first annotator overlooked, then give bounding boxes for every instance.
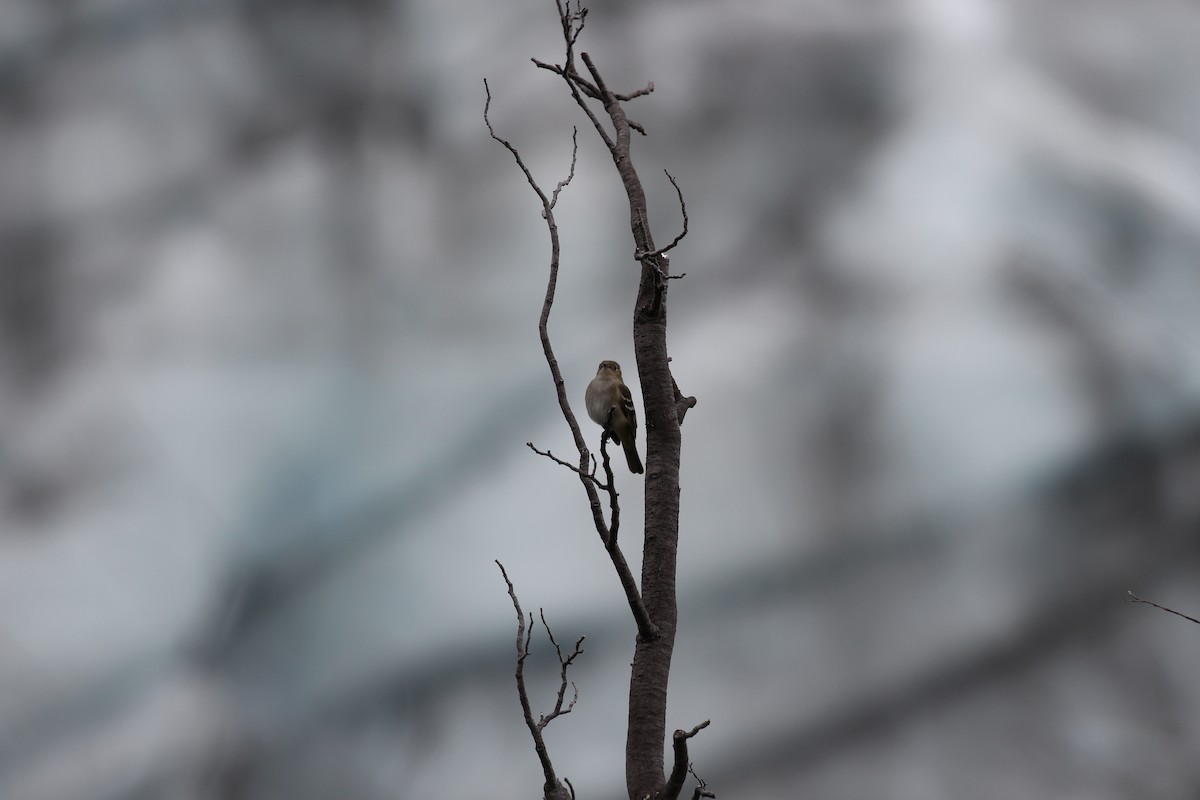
[585,360,644,474]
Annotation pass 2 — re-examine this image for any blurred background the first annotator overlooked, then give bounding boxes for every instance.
[3,0,1200,798]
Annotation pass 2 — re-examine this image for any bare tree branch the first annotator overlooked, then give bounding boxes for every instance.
[615,82,656,102]
[541,12,698,796]
[532,59,602,100]
[527,442,608,490]
[534,6,700,796]
[1127,591,1200,625]
[662,721,711,800]
[495,561,573,800]
[599,434,621,548]
[635,170,689,263]
[484,80,562,211]
[539,608,586,728]
[550,128,580,210]
[484,78,657,643]
[492,4,702,797]
[688,762,716,800]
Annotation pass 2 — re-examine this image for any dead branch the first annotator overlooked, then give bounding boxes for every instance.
[1127,591,1200,625]
[539,608,586,727]
[527,442,608,490]
[635,170,689,263]
[688,762,716,800]
[533,4,700,797]
[492,3,702,797]
[496,561,573,800]
[662,721,711,800]
[599,434,620,547]
[484,78,657,642]
[483,80,569,215]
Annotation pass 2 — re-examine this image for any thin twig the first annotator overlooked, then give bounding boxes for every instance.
[538,608,585,728]
[636,170,689,261]
[496,561,563,796]
[688,762,715,800]
[550,128,579,210]
[1127,591,1200,625]
[564,57,619,155]
[484,80,554,209]
[532,59,602,99]
[599,434,620,548]
[527,442,607,490]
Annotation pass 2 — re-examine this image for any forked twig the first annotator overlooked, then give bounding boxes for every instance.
[635,170,689,262]
[496,561,573,799]
[688,762,716,800]
[538,608,586,728]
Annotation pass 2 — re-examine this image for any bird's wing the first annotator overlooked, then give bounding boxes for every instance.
[619,382,637,433]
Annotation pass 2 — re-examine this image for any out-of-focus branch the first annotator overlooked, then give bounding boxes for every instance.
[688,762,715,800]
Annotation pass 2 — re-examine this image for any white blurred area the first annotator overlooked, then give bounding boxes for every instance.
[2,0,1200,798]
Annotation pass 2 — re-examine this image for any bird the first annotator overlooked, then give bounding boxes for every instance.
[585,360,644,474]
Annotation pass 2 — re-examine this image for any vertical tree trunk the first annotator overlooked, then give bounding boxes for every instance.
[624,173,683,800]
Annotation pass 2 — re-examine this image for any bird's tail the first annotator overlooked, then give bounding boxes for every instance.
[623,438,644,474]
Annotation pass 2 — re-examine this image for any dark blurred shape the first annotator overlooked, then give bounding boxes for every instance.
[0,225,62,388]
